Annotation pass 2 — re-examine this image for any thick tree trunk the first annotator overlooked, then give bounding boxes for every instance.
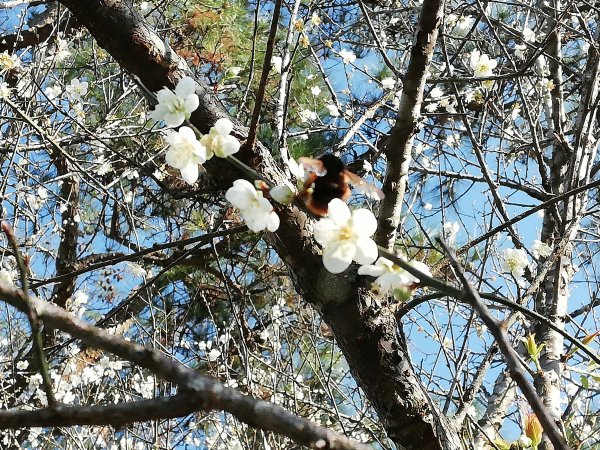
[57,1,462,448]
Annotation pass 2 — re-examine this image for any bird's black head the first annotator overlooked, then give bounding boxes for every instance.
[318,154,345,174]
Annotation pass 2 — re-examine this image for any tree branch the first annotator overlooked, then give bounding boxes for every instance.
[0,283,368,450]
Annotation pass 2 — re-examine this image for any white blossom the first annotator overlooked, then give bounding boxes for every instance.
[451,15,475,36]
[326,104,340,117]
[44,84,62,100]
[358,257,430,294]
[271,56,283,74]
[164,126,207,184]
[0,82,10,99]
[514,43,527,59]
[310,12,322,26]
[443,221,460,244]
[226,66,242,77]
[313,199,378,273]
[207,348,221,362]
[149,76,199,127]
[470,50,497,77]
[287,157,306,180]
[0,51,21,72]
[339,49,357,64]
[200,118,240,159]
[380,77,396,89]
[0,269,14,286]
[532,240,552,258]
[125,262,148,278]
[53,38,72,61]
[66,78,88,101]
[310,86,321,96]
[429,87,444,99]
[299,109,317,123]
[226,179,280,232]
[523,27,536,42]
[501,248,529,278]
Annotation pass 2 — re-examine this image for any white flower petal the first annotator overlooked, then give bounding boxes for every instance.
[178,126,197,141]
[267,212,280,231]
[213,118,234,136]
[351,209,377,237]
[354,237,378,265]
[218,135,240,157]
[156,88,175,104]
[175,76,197,97]
[184,95,199,114]
[180,163,199,185]
[357,263,387,277]
[322,242,356,274]
[225,180,256,208]
[313,218,337,245]
[407,260,431,282]
[327,199,351,224]
[164,112,185,127]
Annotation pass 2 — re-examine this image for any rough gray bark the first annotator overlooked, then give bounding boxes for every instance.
[374,0,444,250]
[534,9,600,450]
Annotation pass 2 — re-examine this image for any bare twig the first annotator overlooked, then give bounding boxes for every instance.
[243,0,283,153]
[2,223,56,407]
[437,239,569,450]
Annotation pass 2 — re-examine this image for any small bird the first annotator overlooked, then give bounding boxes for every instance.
[297,154,384,216]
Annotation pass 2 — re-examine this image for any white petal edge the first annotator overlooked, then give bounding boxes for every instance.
[213,117,234,136]
[326,199,351,224]
[180,163,199,185]
[351,209,378,237]
[175,76,197,97]
[354,237,378,265]
[322,242,356,274]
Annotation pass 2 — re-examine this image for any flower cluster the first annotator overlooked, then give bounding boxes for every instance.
[151,78,431,294]
[0,51,21,73]
[150,77,241,184]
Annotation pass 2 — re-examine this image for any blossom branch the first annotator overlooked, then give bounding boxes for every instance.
[0,391,364,450]
[383,249,600,365]
[436,239,569,450]
[0,283,369,450]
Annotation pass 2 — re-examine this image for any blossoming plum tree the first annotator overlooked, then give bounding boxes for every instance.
[0,1,598,450]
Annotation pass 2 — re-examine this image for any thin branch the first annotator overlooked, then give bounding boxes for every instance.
[383,249,600,365]
[456,177,600,256]
[437,239,569,450]
[243,0,283,153]
[30,226,247,289]
[2,223,56,407]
